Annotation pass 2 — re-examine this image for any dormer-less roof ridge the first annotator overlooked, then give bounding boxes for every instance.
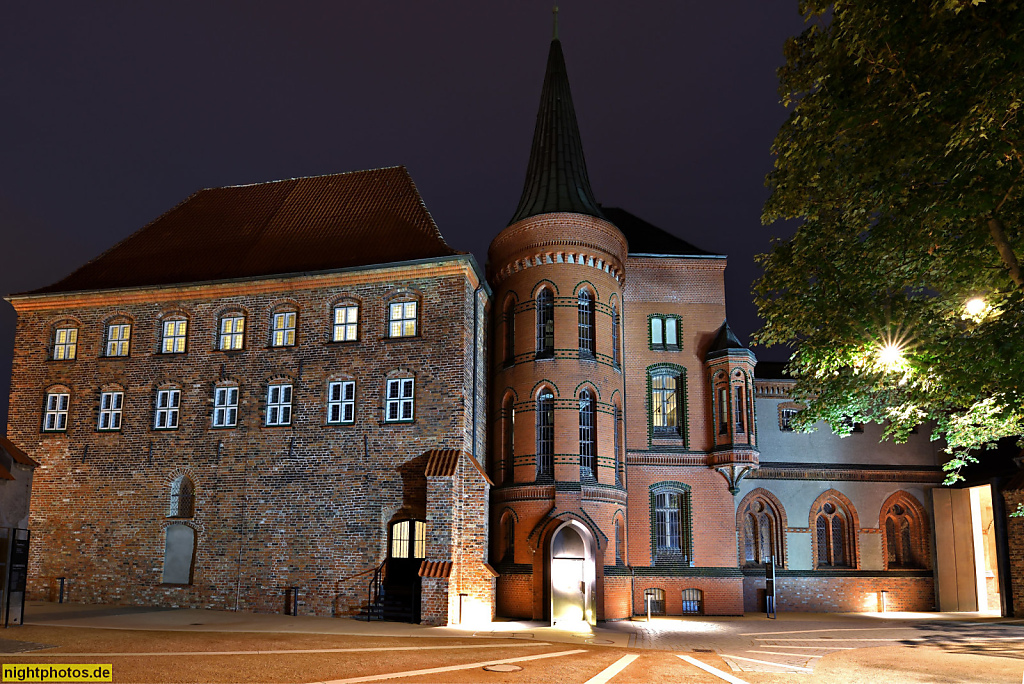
[23,166,460,295]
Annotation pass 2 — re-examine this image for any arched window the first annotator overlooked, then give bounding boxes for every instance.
[611,304,620,367]
[536,288,554,358]
[881,494,927,569]
[578,290,595,357]
[614,517,625,565]
[650,369,682,436]
[502,394,515,484]
[579,389,596,477]
[651,483,692,564]
[503,298,515,365]
[168,475,194,518]
[738,492,786,567]
[643,588,666,615]
[536,390,554,479]
[814,499,855,568]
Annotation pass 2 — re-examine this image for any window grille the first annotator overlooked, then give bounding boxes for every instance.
[643,588,666,615]
[98,391,123,430]
[53,327,78,360]
[327,380,355,424]
[385,378,414,422]
[154,389,180,429]
[680,588,703,615]
[388,301,417,337]
[611,306,620,366]
[333,305,358,342]
[106,324,131,357]
[578,290,595,356]
[162,319,187,353]
[219,315,245,350]
[579,390,596,476]
[44,392,70,431]
[169,476,194,518]
[655,491,683,552]
[614,405,623,486]
[266,383,292,426]
[213,386,239,427]
[536,391,554,479]
[536,289,554,357]
[272,312,296,347]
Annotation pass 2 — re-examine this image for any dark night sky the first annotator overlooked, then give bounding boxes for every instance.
[0,2,806,430]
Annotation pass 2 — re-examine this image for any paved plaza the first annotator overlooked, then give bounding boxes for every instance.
[0,602,1021,683]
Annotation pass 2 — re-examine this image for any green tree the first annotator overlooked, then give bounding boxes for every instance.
[756,0,1024,482]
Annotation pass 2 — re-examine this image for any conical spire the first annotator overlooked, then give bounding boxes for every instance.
[705,321,748,361]
[508,34,604,225]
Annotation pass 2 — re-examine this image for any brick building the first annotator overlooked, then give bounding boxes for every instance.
[5,31,1019,622]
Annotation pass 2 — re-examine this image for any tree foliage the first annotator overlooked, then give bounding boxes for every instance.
[757,0,1024,483]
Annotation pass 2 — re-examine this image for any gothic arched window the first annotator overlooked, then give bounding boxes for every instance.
[739,493,786,567]
[536,289,554,358]
[881,494,928,569]
[168,475,195,518]
[579,389,596,477]
[536,390,555,479]
[578,290,595,357]
[813,498,855,568]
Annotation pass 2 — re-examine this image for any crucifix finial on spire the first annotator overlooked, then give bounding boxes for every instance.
[552,5,559,40]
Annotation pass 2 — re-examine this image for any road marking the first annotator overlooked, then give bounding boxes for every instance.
[740,627,908,636]
[312,648,588,684]
[721,654,813,672]
[754,649,822,658]
[756,637,901,642]
[754,645,854,650]
[4,643,552,657]
[676,655,750,684]
[583,654,639,684]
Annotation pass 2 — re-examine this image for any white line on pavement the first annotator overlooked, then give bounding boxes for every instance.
[3,643,552,657]
[583,654,639,684]
[756,637,901,642]
[677,655,750,684]
[754,645,855,650]
[721,654,814,672]
[754,649,822,658]
[740,627,910,636]
[312,648,588,684]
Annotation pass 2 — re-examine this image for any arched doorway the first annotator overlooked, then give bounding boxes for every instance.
[549,521,596,626]
[385,519,426,622]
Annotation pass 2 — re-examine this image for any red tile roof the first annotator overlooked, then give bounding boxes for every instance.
[28,166,461,295]
[418,560,453,578]
[423,449,493,485]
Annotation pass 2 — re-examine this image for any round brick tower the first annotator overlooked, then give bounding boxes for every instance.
[488,32,629,625]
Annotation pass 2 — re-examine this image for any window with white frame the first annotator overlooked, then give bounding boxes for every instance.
[53,327,78,360]
[98,391,124,430]
[106,323,131,357]
[266,383,292,426]
[327,380,355,424]
[271,312,297,347]
[213,385,239,427]
[385,378,414,422]
[388,301,417,337]
[154,388,181,429]
[779,407,799,432]
[43,391,70,431]
[219,315,245,350]
[650,315,679,350]
[162,319,187,353]
[332,305,359,342]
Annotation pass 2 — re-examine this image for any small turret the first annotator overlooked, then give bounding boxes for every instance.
[705,321,759,494]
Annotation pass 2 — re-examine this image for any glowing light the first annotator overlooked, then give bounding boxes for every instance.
[876,342,905,370]
[962,296,989,322]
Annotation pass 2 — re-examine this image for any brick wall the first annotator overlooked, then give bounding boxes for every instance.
[1004,486,1024,617]
[9,259,492,620]
[743,574,935,612]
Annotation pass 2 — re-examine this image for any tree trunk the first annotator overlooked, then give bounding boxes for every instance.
[988,217,1024,288]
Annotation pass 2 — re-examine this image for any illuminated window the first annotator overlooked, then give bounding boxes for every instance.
[43,391,70,431]
[388,301,417,338]
[162,319,187,353]
[327,380,355,424]
[98,391,123,430]
[579,389,596,477]
[213,385,238,428]
[271,312,296,347]
[536,289,554,358]
[106,324,131,357]
[332,305,359,342]
[651,370,681,435]
[578,290,595,357]
[385,378,414,422]
[219,315,245,350]
[154,388,180,429]
[390,520,426,559]
[266,383,292,426]
[53,327,78,360]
